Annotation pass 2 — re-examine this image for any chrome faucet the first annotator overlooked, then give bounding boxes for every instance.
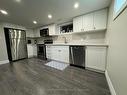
[62,36,67,43]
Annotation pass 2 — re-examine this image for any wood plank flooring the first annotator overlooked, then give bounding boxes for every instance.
[0,58,110,95]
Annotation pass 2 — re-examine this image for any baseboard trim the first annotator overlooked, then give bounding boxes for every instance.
[0,60,9,65]
[105,70,117,95]
[86,67,105,74]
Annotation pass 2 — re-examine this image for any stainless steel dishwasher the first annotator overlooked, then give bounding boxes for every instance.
[70,46,85,68]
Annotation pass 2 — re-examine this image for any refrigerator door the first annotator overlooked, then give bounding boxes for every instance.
[17,30,26,38]
[9,29,27,61]
[10,38,17,61]
[10,29,18,39]
[17,39,27,60]
[9,29,26,39]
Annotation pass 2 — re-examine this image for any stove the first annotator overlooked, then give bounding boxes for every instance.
[37,39,53,60]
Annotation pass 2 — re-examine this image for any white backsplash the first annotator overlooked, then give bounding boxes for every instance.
[37,37,52,44]
[53,31,106,44]
[36,31,106,45]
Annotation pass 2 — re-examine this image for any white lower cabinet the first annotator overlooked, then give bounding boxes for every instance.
[46,46,69,63]
[33,45,37,56]
[85,46,107,71]
[27,44,37,58]
[27,44,34,58]
[46,45,107,71]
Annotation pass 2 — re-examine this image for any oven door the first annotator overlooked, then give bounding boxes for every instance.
[37,44,47,60]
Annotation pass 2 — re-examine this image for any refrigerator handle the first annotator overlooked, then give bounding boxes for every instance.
[70,47,74,64]
[10,39,12,47]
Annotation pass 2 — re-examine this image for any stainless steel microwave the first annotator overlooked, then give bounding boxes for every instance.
[40,28,49,37]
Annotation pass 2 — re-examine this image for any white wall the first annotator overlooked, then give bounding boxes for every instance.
[105,1,127,95]
[2,22,26,30]
[0,23,8,61]
[0,22,26,62]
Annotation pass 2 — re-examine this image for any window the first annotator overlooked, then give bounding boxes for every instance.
[114,0,127,19]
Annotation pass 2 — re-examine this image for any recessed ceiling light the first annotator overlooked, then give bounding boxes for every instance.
[33,21,37,24]
[15,0,21,3]
[0,10,8,15]
[48,14,52,19]
[74,2,79,9]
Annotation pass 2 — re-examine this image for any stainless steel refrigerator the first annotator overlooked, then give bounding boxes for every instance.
[5,28,28,61]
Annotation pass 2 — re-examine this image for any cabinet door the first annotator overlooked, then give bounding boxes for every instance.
[46,46,51,59]
[26,29,34,37]
[59,46,69,63]
[27,45,34,58]
[94,9,107,30]
[48,24,56,35]
[33,28,40,37]
[83,13,94,31]
[86,46,107,71]
[48,46,69,63]
[33,45,37,56]
[73,16,83,32]
[50,46,59,61]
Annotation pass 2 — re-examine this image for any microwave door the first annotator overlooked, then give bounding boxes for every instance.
[40,28,49,37]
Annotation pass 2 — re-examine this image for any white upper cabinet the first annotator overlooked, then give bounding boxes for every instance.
[94,9,107,30]
[48,24,56,35]
[26,29,34,37]
[73,16,83,32]
[33,28,40,37]
[83,13,94,31]
[33,24,56,37]
[73,8,107,33]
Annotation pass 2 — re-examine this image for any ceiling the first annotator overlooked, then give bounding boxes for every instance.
[0,0,111,28]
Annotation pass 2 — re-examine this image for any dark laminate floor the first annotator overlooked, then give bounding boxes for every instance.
[0,58,110,95]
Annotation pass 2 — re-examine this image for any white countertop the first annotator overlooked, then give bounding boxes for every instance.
[46,43,108,47]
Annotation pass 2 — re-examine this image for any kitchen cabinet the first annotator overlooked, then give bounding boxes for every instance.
[73,16,83,32]
[46,46,52,59]
[33,45,37,56]
[58,46,69,63]
[83,13,94,31]
[46,46,69,63]
[33,28,40,37]
[85,46,107,71]
[73,8,107,33]
[26,29,34,37]
[27,44,37,58]
[27,44,34,58]
[94,9,107,30]
[48,24,56,35]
